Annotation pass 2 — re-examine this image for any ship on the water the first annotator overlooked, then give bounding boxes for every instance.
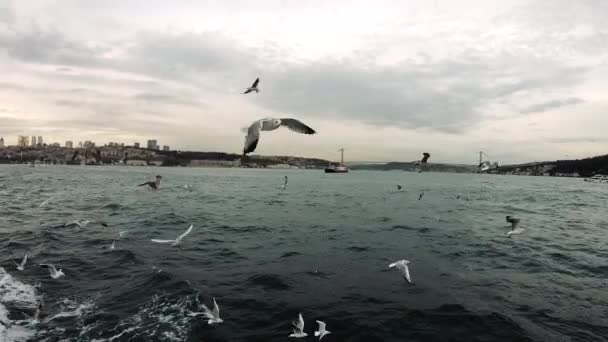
[325,148,349,173]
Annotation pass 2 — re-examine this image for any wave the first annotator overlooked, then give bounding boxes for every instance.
[0,267,39,342]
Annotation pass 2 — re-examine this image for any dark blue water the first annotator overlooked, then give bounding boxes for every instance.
[1,165,608,341]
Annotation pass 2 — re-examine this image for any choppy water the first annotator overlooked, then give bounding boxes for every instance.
[1,165,608,342]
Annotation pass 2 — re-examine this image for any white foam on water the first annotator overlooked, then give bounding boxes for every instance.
[0,267,39,342]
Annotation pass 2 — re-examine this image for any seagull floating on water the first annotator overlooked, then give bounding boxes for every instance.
[389,259,412,284]
[315,320,331,340]
[151,224,193,246]
[13,254,27,271]
[506,216,525,236]
[289,313,308,338]
[243,77,260,94]
[201,298,223,325]
[40,264,65,279]
[243,118,316,155]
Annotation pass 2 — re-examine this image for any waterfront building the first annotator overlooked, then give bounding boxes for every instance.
[147,139,159,150]
[162,145,170,151]
[37,136,43,145]
[31,136,37,146]
[134,142,140,148]
[18,136,29,148]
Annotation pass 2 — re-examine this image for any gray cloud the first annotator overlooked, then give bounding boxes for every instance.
[520,97,584,114]
[132,93,205,107]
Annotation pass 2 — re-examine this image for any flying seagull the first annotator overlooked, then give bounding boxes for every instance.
[243,77,260,94]
[418,192,424,200]
[413,152,431,165]
[289,313,308,338]
[397,185,403,191]
[40,264,65,279]
[389,259,412,284]
[282,176,288,190]
[315,320,331,340]
[13,254,27,271]
[201,298,223,325]
[243,118,316,155]
[151,224,193,246]
[506,216,525,236]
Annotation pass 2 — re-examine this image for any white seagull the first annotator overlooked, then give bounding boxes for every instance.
[13,254,28,271]
[289,313,308,338]
[151,224,193,246]
[38,196,54,208]
[243,77,260,94]
[201,298,223,325]
[389,259,412,284]
[64,219,92,228]
[506,216,525,237]
[110,241,116,250]
[315,320,331,340]
[243,118,316,155]
[40,264,65,279]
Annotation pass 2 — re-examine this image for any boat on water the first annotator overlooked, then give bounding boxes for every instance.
[325,148,349,173]
[584,174,608,183]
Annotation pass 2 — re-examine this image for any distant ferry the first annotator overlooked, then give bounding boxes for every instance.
[325,148,349,173]
[584,175,608,183]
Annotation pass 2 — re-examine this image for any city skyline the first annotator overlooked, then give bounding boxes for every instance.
[1,1,608,164]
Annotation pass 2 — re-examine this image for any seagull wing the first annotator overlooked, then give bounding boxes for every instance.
[243,89,253,94]
[21,254,28,267]
[212,298,220,317]
[297,313,305,331]
[201,304,215,319]
[151,239,175,244]
[251,77,259,88]
[244,120,262,154]
[179,224,194,240]
[316,320,326,332]
[402,264,412,283]
[421,152,430,163]
[280,118,316,134]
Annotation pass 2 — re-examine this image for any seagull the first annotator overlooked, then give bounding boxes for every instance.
[389,259,412,284]
[184,184,193,192]
[151,224,193,246]
[201,298,223,325]
[418,192,424,200]
[506,216,525,236]
[13,254,27,271]
[413,152,431,165]
[289,313,308,338]
[64,219,91,228]
[110,241,116,250]
[315,320,331,340]
[397,185,403,191]
[118,231,127,238]
[38,196,54,208]
[243,118,316,155]
[282,176,288,190]
[243,77,260,94]
[40,264,65,279]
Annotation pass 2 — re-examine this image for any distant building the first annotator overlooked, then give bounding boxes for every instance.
[37,136,43,145]
[78,141,83,148]
[83,140,95,149]
[0,137,4,148]
[134,142,140,148]
[65,141,74,148]
[18,136,29,148]
[51,142,60,147]
[147,139,159,150]
[190,159,241,168]
[162,145,170,151]
[30,136,37,146]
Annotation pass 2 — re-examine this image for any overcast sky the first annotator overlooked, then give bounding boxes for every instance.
[1,0,607,163]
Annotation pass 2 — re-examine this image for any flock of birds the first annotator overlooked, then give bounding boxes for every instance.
[7,77,525,339]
